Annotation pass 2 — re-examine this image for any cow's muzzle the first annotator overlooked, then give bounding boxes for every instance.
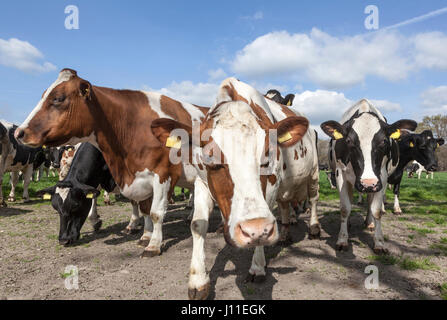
[234,218,278,248]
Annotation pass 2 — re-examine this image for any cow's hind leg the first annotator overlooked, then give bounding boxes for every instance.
[88,197,102,232]
[141,175,171,257]
[278,201,291,244]
[308,169,320,239]
[124,200,141,234]
[21,166,33,202]
[137,197,154,248]
[8,172,19,202]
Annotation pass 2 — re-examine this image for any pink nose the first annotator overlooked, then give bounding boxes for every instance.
[234,218,277,247]
[361,178,378,188]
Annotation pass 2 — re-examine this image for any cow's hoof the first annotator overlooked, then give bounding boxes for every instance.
[188,283,209,300]
[364,222,375,232]
[373,246,389,255]
[309,224,321,240]
[123,227,138,235]
[393,210,402,215]
[336,242,349,251]
[1,201,7,208]
[104,200,111,206]
[140,247,161,258]
[93,220,102,232]
[137,238,151,247]
[245,273,266,283]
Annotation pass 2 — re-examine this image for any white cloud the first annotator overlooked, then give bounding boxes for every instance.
[208,68,227,81]
[412,32,447,70]
[143,81,219,107]
[0,38,56,73]
[420,86,447,115]
[370,99,402,112]
[230,28,447,90]
[241,11,263,20]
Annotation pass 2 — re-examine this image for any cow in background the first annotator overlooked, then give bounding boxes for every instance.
[37,143,141,245]
[265,89,295,106]
[0,120,46,205]
[321,99,417,253]
[387,130,444,214]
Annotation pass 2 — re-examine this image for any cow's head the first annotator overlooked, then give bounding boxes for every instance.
[265,89,295,106]
[37,182,100,246]
[15,69,95,147]
[321,111,417,193]
[151,101,309,249]
[401,130,444,171]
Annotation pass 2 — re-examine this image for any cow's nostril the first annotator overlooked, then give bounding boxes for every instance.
[15,128,24,140]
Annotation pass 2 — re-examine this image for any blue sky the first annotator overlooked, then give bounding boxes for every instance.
[0,1,446,135]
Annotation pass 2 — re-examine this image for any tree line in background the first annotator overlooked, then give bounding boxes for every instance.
[317,114,447,172]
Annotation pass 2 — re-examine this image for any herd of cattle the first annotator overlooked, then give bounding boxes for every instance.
[1,69,444,299]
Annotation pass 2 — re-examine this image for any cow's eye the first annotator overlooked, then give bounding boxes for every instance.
[53,95,65,104]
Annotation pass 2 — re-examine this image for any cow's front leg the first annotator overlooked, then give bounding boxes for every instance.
[141,175,171,257]
[188,178,214,300]
[246,246,267,282]
[103,191,111,205]
[336,182,353,251]
[21,166,33,202]
[393,183,402,215]
[371,191,388,254]
[137,198,153,247]
[8,172,19,202]
[88,197,102,232]
[124,200,141,234]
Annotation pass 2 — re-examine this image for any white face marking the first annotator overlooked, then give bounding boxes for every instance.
[352,113,381,181]
[20,70,74,130]
[56,187,70,202]
[120,168,154,202]
[210,101,272,238]
[141,92,173,119]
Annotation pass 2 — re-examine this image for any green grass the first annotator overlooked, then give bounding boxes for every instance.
[399,257,439,271]
[367,255,399,265]
[318,171,447,216]
[440,283,447,300]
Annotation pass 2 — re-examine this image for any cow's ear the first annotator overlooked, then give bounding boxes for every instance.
[284,94,295,107]
[75,183,101,199]
[274,116,309,148]
[320,121,345,140]
[437,138,445,147]
[79,80,92,100]
[35,186,57,199]
[387,120,417,139]
[151,118,193,149]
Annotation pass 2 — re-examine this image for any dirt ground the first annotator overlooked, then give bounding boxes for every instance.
[0,198,446,300]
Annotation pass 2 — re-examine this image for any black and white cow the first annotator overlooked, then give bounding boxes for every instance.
[0,120,46,205]
[37,142,141,245]
[321,99,417,253]
[388,130,444,214]
[265,89,295,106]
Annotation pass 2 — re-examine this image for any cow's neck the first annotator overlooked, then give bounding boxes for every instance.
[88,86,157,189]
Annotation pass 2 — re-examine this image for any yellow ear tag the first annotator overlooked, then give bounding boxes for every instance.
[333,129,344,140]
[166,136,181,149]
[286,100,292,106]
[390,129,401,140]
[437,143,440,148]
[409,142,414,148]
[278,132,292,143]
[42,145,47,149]
[86,193,94,199]
[43,193,51,200]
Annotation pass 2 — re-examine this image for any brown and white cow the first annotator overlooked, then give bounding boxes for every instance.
[15,68,208,256]
[150,77,319,299]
